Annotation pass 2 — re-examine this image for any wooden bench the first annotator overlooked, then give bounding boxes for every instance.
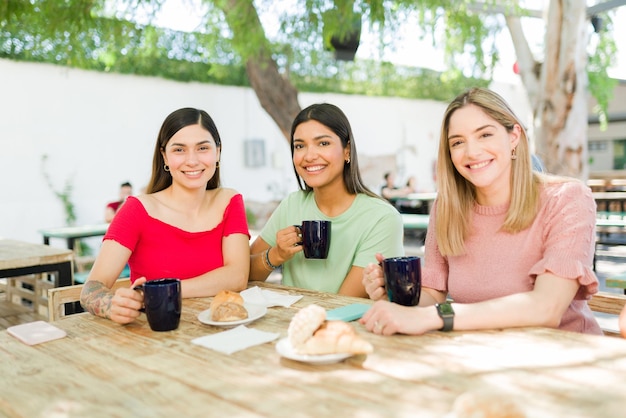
[47,278,131,322]
[605,272,626,295]
[588,291,626,337]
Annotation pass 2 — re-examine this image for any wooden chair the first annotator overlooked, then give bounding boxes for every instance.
[588,291,626,337]
[47,278,131,322]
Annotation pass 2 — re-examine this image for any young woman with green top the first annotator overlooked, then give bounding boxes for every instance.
[249,103,404,297]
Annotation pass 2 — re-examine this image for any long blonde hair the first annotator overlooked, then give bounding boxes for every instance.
[435,88,543,256]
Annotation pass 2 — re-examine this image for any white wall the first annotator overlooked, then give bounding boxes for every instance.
[0,59,528,247]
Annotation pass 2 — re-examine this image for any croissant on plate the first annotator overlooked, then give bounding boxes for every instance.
[210,290,248,322]
[287,304,373,355]
[300,320,374,355]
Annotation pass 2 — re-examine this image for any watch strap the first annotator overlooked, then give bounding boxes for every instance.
[436,302,454,332]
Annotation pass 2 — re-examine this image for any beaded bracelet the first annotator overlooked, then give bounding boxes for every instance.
[264,248,281,270]
[260,250,274,271]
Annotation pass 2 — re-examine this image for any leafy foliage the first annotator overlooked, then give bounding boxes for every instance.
[0,0,487,100]
[587,12,618,131]
[0,0,618,116]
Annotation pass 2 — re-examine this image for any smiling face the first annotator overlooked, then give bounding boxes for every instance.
[447,104,520,205]
[161,124,220,190]
[292,120,350,192]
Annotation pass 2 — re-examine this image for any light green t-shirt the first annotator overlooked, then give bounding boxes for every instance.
[260,191,405,293]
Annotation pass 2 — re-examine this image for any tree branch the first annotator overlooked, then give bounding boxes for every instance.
[215,0,301,141]
[505,15,540,109]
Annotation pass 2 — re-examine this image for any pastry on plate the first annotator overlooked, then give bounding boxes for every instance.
[210,290,248,322]
[287,304,373,355]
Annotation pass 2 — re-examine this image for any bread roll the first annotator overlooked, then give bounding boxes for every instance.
[210,290,248,322]
[299,320,373,355]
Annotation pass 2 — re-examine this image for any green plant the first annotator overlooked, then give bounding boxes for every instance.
[41,155,76,225]
[40,154,91,256]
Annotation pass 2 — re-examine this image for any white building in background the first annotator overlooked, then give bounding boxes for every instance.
[0,59,532,249]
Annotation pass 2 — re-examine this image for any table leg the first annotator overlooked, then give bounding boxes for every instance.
[0,261,76,315]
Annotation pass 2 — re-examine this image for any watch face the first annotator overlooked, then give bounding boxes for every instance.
[438,303,454,315]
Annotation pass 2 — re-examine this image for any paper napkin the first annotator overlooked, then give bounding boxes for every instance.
[192,325,280,355]
[241,286,303,308]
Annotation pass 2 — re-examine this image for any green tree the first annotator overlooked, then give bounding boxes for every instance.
[0,0,618,177]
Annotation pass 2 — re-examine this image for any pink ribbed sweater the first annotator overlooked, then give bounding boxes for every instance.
[423,181,602,334]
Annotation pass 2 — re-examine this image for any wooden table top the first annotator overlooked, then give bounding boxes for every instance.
[0,239,73,270]
[2,281,626,417]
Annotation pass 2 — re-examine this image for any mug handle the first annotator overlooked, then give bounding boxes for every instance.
[293,224,303,245]
[132,284,146,313]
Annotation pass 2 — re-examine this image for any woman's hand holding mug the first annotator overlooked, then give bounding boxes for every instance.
[106,277,146,324]
[273,225,304,263]
[363,253,388,301]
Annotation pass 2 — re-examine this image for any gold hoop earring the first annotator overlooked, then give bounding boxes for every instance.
[164,164,170,172]
[216,161,220,168]
[511,148,517,160]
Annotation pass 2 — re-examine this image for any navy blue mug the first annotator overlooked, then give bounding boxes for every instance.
[382,256,421,306]
[135,278,182,331]
[298,220,331,259]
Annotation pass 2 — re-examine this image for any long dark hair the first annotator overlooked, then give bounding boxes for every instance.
[146,108,222,193]
[289,103,379,198]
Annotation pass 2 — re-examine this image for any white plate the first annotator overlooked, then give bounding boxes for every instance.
[275,338,353,364]
[198,303,267,327]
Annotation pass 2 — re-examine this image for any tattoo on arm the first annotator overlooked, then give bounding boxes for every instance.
[80,281,114,319]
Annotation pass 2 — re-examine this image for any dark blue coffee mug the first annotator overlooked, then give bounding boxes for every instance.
[382,256,421,306]
[135,278,182,331]
[298,220,331,259]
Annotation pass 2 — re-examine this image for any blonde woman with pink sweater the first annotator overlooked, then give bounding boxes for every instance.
[361,87,602,335]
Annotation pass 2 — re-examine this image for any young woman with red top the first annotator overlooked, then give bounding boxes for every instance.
[81,108,250,324]
[361,87,602,335]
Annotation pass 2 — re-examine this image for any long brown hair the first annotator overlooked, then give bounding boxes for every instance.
[146,108,222,194]
[435,88,542,256]
[289,103,380,199]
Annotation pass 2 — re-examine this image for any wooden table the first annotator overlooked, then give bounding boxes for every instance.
[0,239,73,288]
[39,223,110,250]
[2,282,626,417]
[0,239,74,314]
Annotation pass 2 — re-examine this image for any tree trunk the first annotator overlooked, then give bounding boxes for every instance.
[507,0,589,178]
[245,52,302,141]
[216,0,301,142]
